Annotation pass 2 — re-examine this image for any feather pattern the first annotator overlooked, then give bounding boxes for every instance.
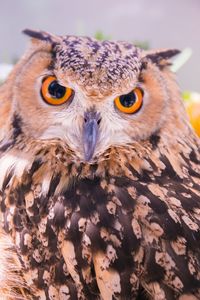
[0,30,199,300]
[0,132,200,299]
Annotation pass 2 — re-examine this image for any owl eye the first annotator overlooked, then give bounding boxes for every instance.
[114,87,143,114]
[41,76,74,106]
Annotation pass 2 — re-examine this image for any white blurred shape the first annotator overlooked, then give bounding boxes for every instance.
[0,63,13,82]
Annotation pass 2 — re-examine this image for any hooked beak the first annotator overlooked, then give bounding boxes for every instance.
[83,110,101,161]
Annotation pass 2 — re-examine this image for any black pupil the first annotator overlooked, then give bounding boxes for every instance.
[119,91,136,107]
[48,80,66,99]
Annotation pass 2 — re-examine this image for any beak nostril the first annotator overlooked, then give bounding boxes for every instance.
[84,110,101,125]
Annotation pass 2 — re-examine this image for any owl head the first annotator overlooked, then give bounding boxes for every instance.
[0,29,188,164]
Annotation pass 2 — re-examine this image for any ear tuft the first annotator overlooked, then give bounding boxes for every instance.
[146,49,181,64]
[143,49,181,69]
[22,29,60,44]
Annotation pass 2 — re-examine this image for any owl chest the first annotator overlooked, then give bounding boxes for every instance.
[1,174,143,294]
[3,168,200,299]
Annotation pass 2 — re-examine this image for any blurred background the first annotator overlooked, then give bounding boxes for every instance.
[0,0,199,92]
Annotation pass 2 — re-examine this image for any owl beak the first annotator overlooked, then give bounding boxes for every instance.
[83,111,101,161]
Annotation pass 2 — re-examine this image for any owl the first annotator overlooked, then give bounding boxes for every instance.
[0,28,200,300]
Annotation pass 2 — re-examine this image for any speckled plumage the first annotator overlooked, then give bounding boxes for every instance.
[0,29,200,300]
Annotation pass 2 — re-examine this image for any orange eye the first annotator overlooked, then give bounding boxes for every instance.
[41,76,74,106]
[114,87,143,114]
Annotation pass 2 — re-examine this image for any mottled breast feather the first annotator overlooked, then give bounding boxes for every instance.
[0,133,200,299]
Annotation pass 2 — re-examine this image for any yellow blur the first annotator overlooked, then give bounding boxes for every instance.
[184,93,200,137]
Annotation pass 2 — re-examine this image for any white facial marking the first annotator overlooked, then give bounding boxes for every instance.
[39,86,138,160]
[0,154,29,190]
